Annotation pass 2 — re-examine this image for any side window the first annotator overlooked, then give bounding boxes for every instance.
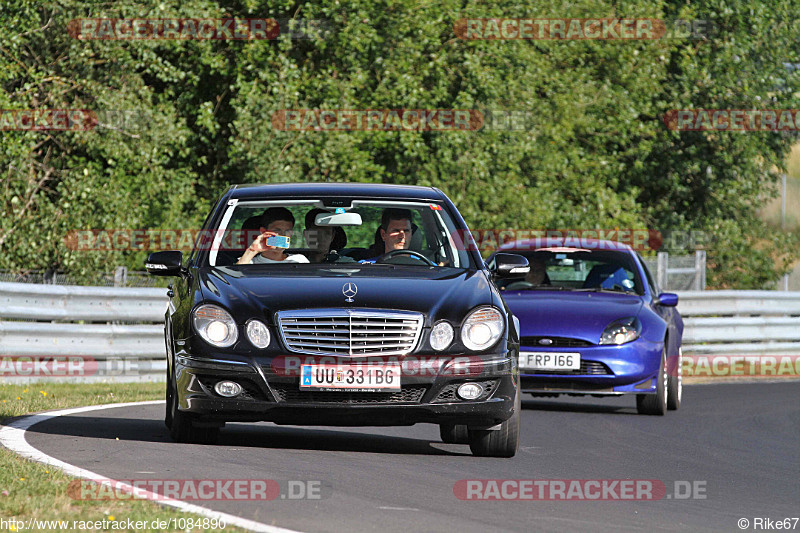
[636,252,659,295]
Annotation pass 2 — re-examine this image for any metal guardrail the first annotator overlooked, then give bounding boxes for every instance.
[0,281,168,381]
[0,322,164,357]
[0,281,166,322]
[677,291,800,356]
[2,283,799,381]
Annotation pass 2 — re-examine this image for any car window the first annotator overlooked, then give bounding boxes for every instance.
[636,251,659,295]
[205,199,474,269]
[497,249,644,295]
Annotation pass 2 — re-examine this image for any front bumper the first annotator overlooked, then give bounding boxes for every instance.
[519,337,663,395]
[173,352,518,427]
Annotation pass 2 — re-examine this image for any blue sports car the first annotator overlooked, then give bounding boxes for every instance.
[487,238,683,415]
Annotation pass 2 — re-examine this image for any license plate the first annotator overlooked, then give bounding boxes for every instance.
[300,364,401,392]
[520,352,581,371]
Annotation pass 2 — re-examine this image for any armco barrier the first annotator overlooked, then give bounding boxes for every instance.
[0,281,167,382]
[677,291,800,356]
[0,281,166,322]
[2,282,799,381]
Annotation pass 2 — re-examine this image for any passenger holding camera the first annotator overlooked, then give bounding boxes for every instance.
[236,207,309,264]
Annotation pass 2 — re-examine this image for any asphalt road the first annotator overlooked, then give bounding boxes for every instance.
[21,382,800,532]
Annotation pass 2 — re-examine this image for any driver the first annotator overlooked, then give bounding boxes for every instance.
[359,208,413,263]
[379,208,413,253]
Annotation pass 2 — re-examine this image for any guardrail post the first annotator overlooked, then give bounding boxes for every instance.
[694,250,706,290]
[657,252,669,290]
[114,266,128,287]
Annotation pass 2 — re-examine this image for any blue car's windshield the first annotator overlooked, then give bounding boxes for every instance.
[497,249,644,295]
[204,199,475,269]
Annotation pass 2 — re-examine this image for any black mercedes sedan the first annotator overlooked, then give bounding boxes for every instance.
[146,183,529,457]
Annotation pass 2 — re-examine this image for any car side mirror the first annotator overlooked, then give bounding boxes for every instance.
[492,253,530,278]
[657,292,679,306]
[146,250,184,276]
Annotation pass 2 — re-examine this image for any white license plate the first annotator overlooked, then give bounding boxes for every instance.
[520,352,581,371]
[300,364,401,392]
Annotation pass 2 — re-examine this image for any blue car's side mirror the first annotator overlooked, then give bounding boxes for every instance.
[657,292,679,307]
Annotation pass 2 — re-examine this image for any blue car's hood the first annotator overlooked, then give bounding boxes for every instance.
[502,291,644,343]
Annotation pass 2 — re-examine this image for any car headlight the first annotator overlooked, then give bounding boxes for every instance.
[430,321,454,351]
[461,306,505,351]
[246,319,271,349]
[599,317,642,345]
[193,304,238,347]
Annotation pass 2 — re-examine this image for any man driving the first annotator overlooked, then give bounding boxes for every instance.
[380,208,412,253]
[358,208,413,263]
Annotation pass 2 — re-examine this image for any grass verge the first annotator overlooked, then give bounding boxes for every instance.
[0,382,243,532]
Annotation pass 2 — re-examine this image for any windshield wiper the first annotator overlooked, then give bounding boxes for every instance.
[518,285,573,291]
[574,287,631,293]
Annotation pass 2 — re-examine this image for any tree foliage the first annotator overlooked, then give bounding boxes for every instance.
[0,0,797,287]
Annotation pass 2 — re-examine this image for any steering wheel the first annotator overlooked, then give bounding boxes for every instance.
[375,249,437,266]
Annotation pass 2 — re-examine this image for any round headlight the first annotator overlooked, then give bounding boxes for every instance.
[214,380,242,397]
[193,304,238,347]
[461,306,505,351]
[599,317,641,345]
[430,321,454,351]
[246,319,271,349]
[457,382,484,400]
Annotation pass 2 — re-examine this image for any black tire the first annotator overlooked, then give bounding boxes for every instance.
[667,348,682,411]
[167,371,219,445]
[164,376,173,429]
[637,348,668,416]
[468,392,521,457]
[440,424,469,444]
[164,324,173,429]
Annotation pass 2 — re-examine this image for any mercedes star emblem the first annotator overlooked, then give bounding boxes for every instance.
[342,282,358,302]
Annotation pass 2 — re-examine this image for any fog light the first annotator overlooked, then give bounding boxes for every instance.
[214,380,242,398]
[457,382,484,400]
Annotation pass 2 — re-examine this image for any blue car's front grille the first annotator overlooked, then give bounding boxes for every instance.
[526,360,612,376]
[520,336,593,348]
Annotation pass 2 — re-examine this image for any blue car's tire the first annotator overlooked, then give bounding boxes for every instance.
[667,348,682,411]
[636,349,667,416]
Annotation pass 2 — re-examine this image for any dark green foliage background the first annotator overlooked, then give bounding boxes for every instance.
[1,0,798,287]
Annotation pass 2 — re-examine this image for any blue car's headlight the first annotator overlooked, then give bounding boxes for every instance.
[599,317,641,345]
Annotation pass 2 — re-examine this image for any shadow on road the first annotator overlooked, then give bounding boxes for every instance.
[21,413,469,456]
[521,397,638,415]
